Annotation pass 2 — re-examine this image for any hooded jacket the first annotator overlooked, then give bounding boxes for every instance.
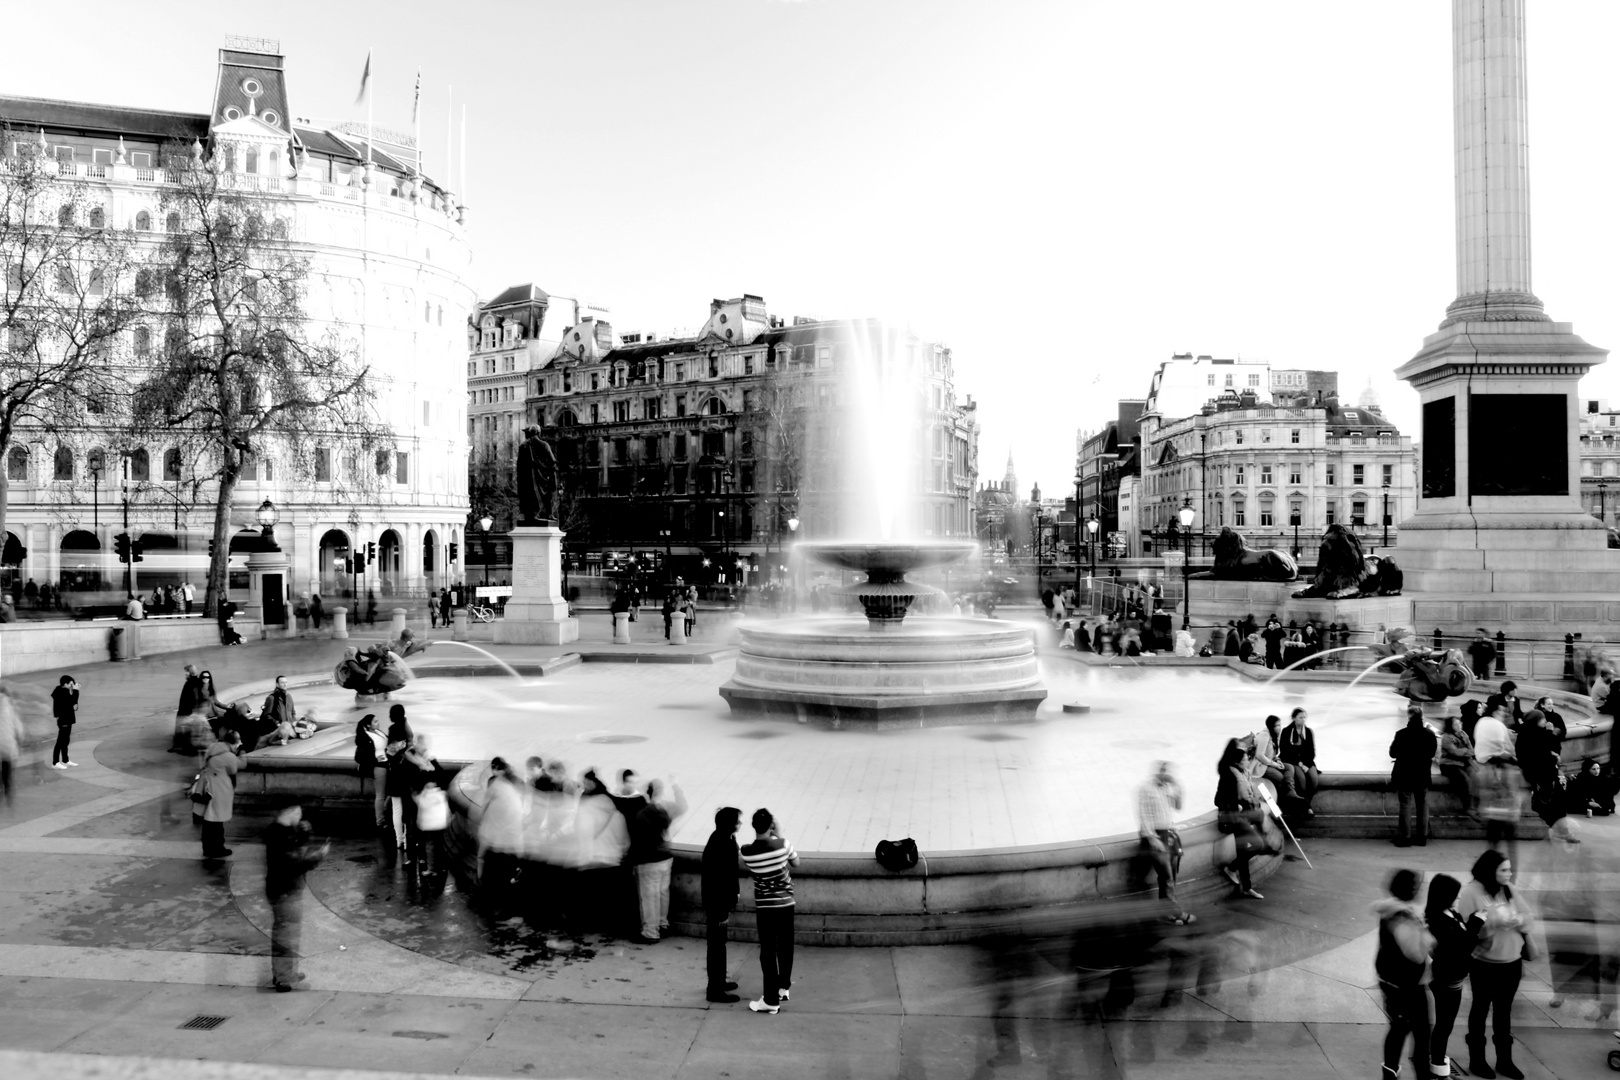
[1373,897,1433,988]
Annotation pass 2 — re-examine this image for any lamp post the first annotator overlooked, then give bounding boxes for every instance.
[479,513,493,589]
[1290,508,1301,560]
[1381,480,1391,548]
[787,516,799,611]
[1086,515,1100,579]
[1177,499,1196,629]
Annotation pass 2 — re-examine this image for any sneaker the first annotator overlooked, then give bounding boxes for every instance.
[780,988,790,1001]
[274,983,293,993]
[632,934,660,945]
[1219,866,1240,887]
[724,981,738,991]
[50,763,66,769]
[706,992,740,1004]
[1241,888,1265,900]
[747,999,779,1014]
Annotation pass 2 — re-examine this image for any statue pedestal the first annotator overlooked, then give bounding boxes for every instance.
[494,526,579,646]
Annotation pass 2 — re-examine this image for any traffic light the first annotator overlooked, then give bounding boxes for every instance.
[367,541,376,564]
[207,539,216,559]
[130,538,144,563]
[448,541,458,562]
[113,532,129,563]
[340,556,351,575]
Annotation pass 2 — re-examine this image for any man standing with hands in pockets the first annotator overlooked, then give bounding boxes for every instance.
[742,808,799,1014]
[701,806,743,1003]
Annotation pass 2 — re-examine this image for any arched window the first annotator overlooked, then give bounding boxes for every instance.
[165,212,180,233]
[424,300,431,323]
[270,218,288,239]
[129,447,149,482]
[163,448,182,481]
[57,205,75,227]
[267,149,279,176]
[133,326,151,357]
[134,210,151,231]
[134,270,154,298]
[53,446,72,481]
[5,447,26,482]
[244,147,259,174]
[221,145,236,173]
[705,397,726,416]
[88,207,104,229]
[437,305,443,326]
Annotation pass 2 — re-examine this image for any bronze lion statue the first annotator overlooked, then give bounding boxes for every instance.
[1189,527,1298,582]
[1291,524,1402,598]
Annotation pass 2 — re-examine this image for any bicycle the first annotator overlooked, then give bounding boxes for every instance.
[468,603,496,623]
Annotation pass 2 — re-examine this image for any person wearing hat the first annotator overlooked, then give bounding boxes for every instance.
[263,796,329,992]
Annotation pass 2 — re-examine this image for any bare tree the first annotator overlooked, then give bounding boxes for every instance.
[0,129,143,552]
[129,147,386,616]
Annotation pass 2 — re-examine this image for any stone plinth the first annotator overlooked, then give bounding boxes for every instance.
[1191,579,1412,635]
[492,526,579,646]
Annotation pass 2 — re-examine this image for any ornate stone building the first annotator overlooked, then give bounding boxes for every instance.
[509,294,979,587]
[0,38,475,604]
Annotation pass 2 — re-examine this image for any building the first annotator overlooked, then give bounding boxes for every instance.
[510,295,978,588]
[0,38,475,605]
[1140,390,1414,559]
[1579,396,1620,528]
[1075,401,1145,558]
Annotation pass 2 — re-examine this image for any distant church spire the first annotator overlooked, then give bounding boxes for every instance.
[1003,451,1017,496]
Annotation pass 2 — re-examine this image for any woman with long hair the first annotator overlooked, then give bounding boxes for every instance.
[1425,873,1471,1079]
[1214,737,1265,900]
[1279,707,1319,816]
[1456,849,1534,1079]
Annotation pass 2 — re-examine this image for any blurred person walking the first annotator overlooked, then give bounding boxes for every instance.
[1137,760,1193,924]
[264,796,328,992]
[1473,708,1522,867]
[1390,705,1439,847]
[742,808,799,1013]
[170,664,202,752]
[1457,849,1534,1079]
[1426,874,1472,1080]
[1374,868,1434,1080]
[702,806,744,1003]
[629,777,688,943]
[0,683,17,808]
[49,675,78,768]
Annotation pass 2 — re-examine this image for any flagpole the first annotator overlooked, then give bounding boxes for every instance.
[446,85,453,191]
[412,69,421,176]
[460,103,467,206]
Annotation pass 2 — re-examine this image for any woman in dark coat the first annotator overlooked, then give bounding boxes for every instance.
[1280,707,1319,816]
[1425,873,1473,1080]
[199,730,246,859]
[1214,738,1266,900]
[50,675,78,768]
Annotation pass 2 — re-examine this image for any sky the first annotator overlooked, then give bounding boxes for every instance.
[7,1,1620,498]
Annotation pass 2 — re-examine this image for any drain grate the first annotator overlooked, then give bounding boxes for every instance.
[178,1015,230,1031]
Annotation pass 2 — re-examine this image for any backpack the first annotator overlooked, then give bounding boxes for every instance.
[875,837,919,872]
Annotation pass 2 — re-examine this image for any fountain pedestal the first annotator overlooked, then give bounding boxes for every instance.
[493,526,579,646]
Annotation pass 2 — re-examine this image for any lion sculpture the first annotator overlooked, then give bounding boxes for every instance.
[1292,523,1403,599]
[1573,641,1618,712]
[1188,527,1298,582]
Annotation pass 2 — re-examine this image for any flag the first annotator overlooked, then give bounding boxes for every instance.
[355,50,371,105]
[412,69,421,124]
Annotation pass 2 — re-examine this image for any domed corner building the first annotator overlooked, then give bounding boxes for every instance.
[0,38,476,616]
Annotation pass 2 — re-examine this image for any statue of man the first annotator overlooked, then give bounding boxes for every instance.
[516,424,557,526]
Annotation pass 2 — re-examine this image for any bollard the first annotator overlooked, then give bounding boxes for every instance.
[613,611,632,644]
[1564,633,1576,679]
[1494,630,1507,676]
[330,606,348,640]
[452,607,469,642]
[1432,627,1443,651]
[389,607,407,640]
[669,611,687,645]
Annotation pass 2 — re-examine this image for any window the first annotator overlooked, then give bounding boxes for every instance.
[1352,464,1365,485]
[702,431,725,457]
[1326,464,1336,486]
[744,356,754,375]
[1326,500,1337,526]
[87,268,104,295]
[1260,465,1272,485]
[135,270,154,298]
[165,212,181,233]
[743,389,755,412]
[129,447,149,481]
[705,397,726,416]
[613,438,628,464]
[129,151,151,168]
[1261,428,1271,443]
[1290,500,1303,524]
[708,356,719,378]
[612,400,630,423]
[1288,464,1301,485]
[674,434,687,460]
[1207,374,1215,386]
[1248,373,1260,386]
[315,448,332,482]
[5,447,25,482]
[53,446,72,481]
[741,430,754,457]
[1290,429,1300,444]
[1260,502,1274,527]
[1235,429,1244,445]
[395,452,409,485]
[589,404,599,424]
[54,266,74,293]
[644,396,661,420]
[1233,499,1246,527]
[676,394,687,417]
[644,436,660,461]
[1382,463,1393,486]
[1351,499,1367,526]
[1225,374,1234,388]
[741,465,754,491]
[163,448,182,481]
[675,364,685,381]
[1235,465,1246,486]
[57,205,75,227]
[88,207,105,229]
[133,326,151,357]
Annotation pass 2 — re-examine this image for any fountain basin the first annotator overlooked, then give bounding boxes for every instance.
[720,617,1046,727]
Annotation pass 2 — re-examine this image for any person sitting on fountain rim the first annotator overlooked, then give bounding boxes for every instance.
[1249,714,1298,800]
[1279,707,1319,817]
[1483,681,1523,728]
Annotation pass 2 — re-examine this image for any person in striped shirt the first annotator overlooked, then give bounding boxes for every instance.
[741,807,799,1013]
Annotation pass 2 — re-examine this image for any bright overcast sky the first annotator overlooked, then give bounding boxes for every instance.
[7,1,1620,497]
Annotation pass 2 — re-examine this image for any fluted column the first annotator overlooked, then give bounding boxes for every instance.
[1443,0,1545,325]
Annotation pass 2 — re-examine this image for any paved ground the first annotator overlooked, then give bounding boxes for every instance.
[0,620,1614,1079]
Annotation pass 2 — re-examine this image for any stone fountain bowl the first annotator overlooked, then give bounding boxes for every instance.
[797,539,979,577]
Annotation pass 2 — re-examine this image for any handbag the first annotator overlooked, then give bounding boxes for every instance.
[875,837,919,872]
[187,773,210,806]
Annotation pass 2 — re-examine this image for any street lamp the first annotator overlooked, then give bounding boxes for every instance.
[1086,515,1100,580]
[479,513,493,588]
[787,516,799,611]
[255,498,280,551]
[1290,508,1301,560]
[1177,499,1196,629]
[1381,481,1391,548]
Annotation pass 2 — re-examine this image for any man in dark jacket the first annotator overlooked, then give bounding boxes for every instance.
[702,806,743,1003]
[1390,706,1439,847]
[264,797,328,992]
[257,676,297,749]
[1467,628,1496,680]
[1261,616,1286,669]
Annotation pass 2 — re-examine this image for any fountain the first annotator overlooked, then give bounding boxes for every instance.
[718,539,1047,727]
